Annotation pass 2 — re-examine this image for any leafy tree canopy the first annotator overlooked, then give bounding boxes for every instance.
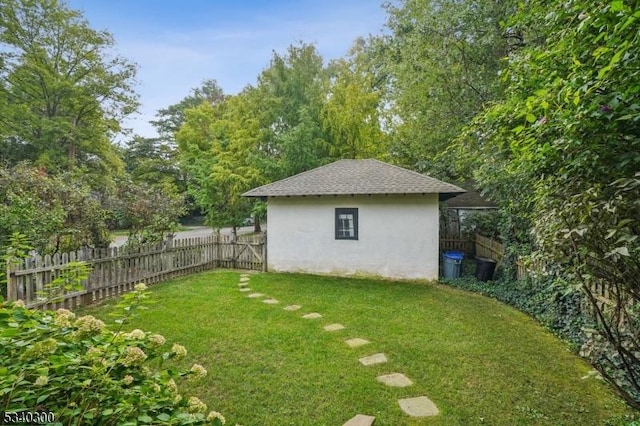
[456,0,640,406]
[0,0,138,178]
[382,0,514,178]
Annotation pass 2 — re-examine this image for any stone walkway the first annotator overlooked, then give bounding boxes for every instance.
[237,272,440,424]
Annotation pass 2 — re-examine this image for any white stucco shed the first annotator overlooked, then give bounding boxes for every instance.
[243,159,464,280]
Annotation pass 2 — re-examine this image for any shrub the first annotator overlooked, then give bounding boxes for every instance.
[0,284,225,425]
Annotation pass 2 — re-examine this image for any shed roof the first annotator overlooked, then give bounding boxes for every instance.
[445,183,498,209]
[242,159,465,200]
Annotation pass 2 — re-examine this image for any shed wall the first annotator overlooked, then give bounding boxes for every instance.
[266,194,439,280]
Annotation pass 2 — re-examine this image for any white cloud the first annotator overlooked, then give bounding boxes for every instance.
[82,1,389,139]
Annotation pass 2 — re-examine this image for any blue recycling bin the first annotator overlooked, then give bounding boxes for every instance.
[442,251,464,279]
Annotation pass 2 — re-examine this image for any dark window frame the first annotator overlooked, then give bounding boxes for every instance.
[335,208,358,240]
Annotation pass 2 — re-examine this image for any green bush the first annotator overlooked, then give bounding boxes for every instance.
[460,210,503,240]
[0,284,225,425]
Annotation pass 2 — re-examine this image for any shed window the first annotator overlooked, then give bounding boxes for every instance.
[335,208,358,240]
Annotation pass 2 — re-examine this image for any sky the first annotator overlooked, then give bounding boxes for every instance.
[66,0,390,139]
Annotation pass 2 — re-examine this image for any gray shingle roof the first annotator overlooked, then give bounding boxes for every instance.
[445,190,498,208]
[242,159,465,199]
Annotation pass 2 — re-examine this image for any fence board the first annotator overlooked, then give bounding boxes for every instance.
[439,238,475,256]
[475,234,504,262]
[6,233,265,309]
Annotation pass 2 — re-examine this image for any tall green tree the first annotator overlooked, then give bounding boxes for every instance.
[176,93,262,235]
[122,136,185,192]
[323,38,389,159]
[151,79,225,140]
[382,0,514,177]
[253,42,331,178]
[0,0,138,176]
[458,0,640,407]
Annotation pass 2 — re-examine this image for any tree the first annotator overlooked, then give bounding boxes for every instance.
[0,163,112,255]
[176,94,262,236]
[111,178,186,246]
[143,79,227,220]
[252,42,332,179]
[323,38,389,160]
[458,0,640,407]
[122,135,185,192]
[0,0,138,176]
[151,79,225,140]
[381,0,514,177]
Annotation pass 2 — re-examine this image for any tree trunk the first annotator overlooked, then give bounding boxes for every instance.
[254,215,261,233]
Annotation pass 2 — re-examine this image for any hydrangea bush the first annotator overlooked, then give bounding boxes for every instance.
[0,284,225,425]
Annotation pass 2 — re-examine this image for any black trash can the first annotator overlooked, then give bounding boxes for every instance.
[476,257,497,282]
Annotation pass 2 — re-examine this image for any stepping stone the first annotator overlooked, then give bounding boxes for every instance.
[238,282,248,287]
[239,288,251,292]
[324,323,345,332]
[240,273,250,278]
[398,396,439,417]
[284,305,302,311]
[343,414,376,426]
[263,299,279,304]
[247,293,264,298]
[302,312,322,319]
[345,338,370,348]
[239,277,250,283]
[358,353,387,366]
[377,373,413,388]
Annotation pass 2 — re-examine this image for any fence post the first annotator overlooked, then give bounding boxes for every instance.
[165,234,174,273]
[261,231,267,272]
[232,239,237,269]
[6,259,17,301]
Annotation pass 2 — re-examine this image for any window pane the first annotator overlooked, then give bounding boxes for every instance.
[335,208,358,240]
[338,213,354,237]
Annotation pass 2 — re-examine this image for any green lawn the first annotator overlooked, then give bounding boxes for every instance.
[83,271,634,425]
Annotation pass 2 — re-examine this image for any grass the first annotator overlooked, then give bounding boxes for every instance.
[83,271,635,425]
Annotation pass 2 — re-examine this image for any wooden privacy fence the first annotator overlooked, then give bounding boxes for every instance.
[439,234,504,263]
[475,234,504,262]
[6,233,265,310]
[439,236,475,256]
[441,234,533,280]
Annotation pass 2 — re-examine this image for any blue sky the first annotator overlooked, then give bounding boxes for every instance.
[67,0,389,138]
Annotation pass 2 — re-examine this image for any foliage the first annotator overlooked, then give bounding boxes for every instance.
[0,163,112,255]
[0,283,224,425]
[540,174,640,406]
[456,0,640,407]
[173,42,395,229]
[0,0,137,176]
[460,210,503,240]
[111,178,186,246]
[36,261,92,305]
[176,94,262,232]
[0,232,31,298]
[381,0,514,177]
[323,38,389,160]
[252,42,332,179]
[151,79,225,140]
[122,136,186,193]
